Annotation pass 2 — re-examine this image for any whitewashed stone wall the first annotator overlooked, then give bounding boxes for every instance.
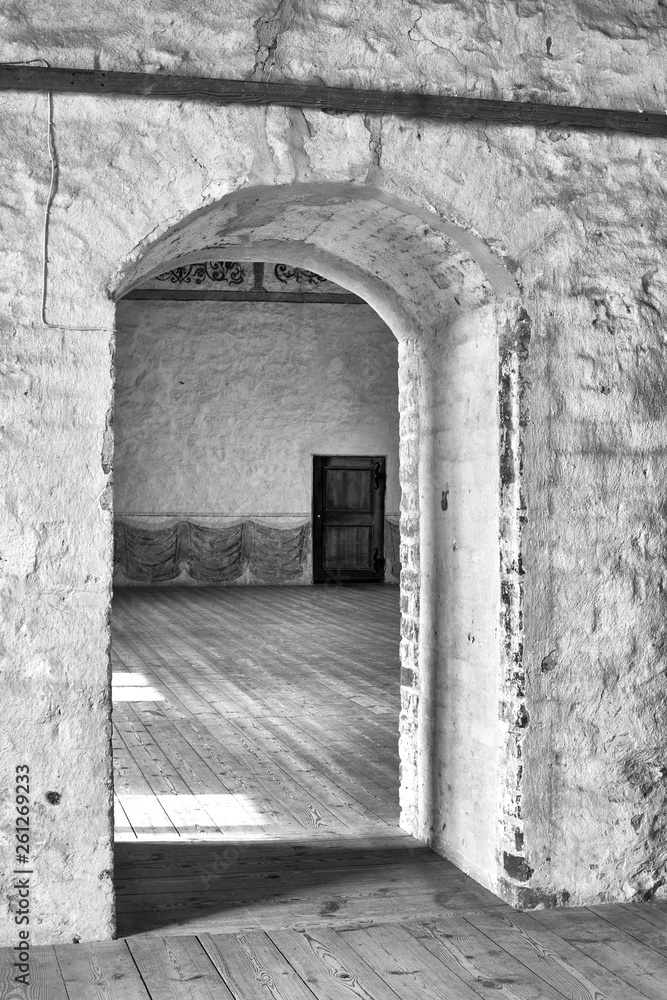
[1,0,666,944]
[2,0,665,108]
[113,298,400,583]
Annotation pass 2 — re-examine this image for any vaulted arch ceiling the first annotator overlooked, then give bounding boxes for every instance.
[115,183,518,341]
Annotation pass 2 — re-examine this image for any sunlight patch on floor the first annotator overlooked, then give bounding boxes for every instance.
[112,671,165,702]
[115,792,268,841]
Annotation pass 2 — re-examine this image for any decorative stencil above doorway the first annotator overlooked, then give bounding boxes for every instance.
[128,261,364,302]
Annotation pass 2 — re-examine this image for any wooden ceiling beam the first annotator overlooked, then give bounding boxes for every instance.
[1,64,665,136]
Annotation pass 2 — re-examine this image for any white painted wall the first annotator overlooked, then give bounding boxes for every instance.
[114,298,400,579]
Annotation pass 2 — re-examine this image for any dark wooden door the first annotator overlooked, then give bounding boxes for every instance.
[312,455,386,583]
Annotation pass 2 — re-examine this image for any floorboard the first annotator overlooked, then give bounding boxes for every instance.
[11,586,667,999]
[464,909,652,1000]
[112,586,401,851]
[530,907,667,1000]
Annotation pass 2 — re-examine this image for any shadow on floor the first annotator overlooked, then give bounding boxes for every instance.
[114,836,507,936]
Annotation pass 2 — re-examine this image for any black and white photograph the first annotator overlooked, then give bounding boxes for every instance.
[1,2,667,996]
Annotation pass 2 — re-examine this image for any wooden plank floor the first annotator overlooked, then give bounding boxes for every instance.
[4,586,667,999]
[111,584,403,848]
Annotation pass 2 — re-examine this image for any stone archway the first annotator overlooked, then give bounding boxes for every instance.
[1,176,526,947]
[114,182,526,899]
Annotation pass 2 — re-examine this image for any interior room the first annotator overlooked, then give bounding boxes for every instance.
[3,5,667,995]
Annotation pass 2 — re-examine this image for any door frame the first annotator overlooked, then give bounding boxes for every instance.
[312,454,386,584]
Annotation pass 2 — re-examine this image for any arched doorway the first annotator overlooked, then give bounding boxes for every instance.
[111,181,525,910]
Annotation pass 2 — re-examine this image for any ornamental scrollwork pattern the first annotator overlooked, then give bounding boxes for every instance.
[156,261,246,285]
[274,264,327,285]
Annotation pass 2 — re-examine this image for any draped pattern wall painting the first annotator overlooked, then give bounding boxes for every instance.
[113,518,400,584]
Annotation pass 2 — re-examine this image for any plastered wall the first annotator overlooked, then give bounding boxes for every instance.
[1,0,667,945]
[114,297,400,582]
[2,0,666,109]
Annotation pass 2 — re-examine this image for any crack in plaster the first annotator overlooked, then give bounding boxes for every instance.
[408,5,424,42]
[363,114,383,170]
[405,2,472,87]
[251,0,292,81]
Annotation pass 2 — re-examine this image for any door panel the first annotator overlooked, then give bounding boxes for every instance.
[323,525,373,570]
[313,455,385,583]
[325,468,373,512]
